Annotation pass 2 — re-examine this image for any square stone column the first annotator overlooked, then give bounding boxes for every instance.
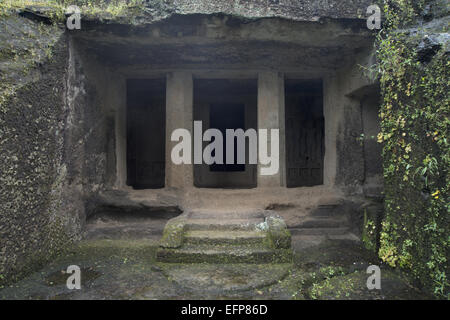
[257,71,285,187]
[165,71,193,189]
[115,75,127,189]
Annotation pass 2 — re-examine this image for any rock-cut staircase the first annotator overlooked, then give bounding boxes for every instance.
[156,210,293,263]
[288,203,355,238]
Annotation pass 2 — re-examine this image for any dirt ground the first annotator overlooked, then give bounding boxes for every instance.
[0,213,430,300]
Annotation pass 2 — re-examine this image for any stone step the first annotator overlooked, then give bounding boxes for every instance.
[294,217,347,229]
[311,205,338,217]
[188,211,265,220]
[184,219,262,231]
[156,244,292,264]
[289,227,349,236]
[184,230,266,245]
[310,203,346,218]
[327,233,360,241]
[157,213,292,264]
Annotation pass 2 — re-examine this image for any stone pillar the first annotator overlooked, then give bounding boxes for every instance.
[257,71,285,187]
[115,75,127,188]
[165,71,193,189]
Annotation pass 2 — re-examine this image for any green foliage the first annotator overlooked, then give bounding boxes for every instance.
[0,0,148,20]
[0,1,62,19]
[56,0,146,17]
[375,0,449,298]
[309,266,347,299]
[362,210,377,252]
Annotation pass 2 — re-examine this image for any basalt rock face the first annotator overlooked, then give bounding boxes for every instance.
[0,14,113,285]
[0,16,74,284]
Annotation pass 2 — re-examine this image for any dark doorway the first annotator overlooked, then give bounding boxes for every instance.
[194,79,257,188]
[126,79,166,189]
[285,79,324,187]
[210,103,246,172]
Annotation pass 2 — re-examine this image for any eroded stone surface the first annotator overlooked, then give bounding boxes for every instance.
[0,228,431,300]
[160,263,291,294]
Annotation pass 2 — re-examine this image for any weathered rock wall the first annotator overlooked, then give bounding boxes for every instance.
[0,13,112,284]
[66,38,120,217]
[323,46,379,193]
[0,15,75,284]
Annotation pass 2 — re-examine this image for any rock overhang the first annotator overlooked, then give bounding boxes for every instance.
[15,1,377,68]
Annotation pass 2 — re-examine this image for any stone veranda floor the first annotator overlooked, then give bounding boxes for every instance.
[0,214,431,300]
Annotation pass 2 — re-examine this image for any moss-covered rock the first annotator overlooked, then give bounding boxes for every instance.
[158,217,186,249]
[308,269,430,300]
[0,237,430,299]
[0,14,75,286]
[374,0,449,298]
[265,215,292,249]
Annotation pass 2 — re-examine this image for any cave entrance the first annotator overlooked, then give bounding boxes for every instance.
[285,79,325,187]
[194,79,257,188]
[126,79,166,189]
